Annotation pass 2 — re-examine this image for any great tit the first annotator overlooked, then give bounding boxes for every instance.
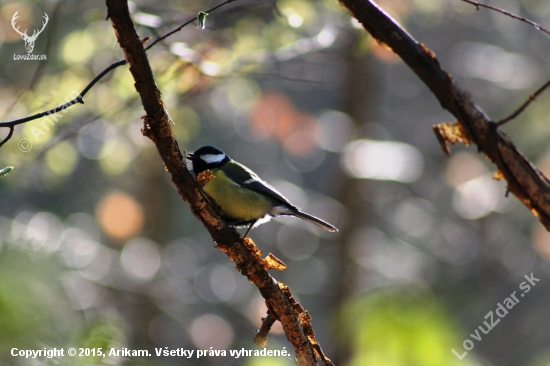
[186,146,338,238]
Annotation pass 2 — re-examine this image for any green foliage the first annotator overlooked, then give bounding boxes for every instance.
[0,166,13,177]
[197,11,208,29]
[0,249,70,356]
[0,247,128,366]
[69,318,127,366]
[338,288,480,366]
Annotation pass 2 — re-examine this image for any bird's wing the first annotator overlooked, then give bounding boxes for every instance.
[224,161,296,208]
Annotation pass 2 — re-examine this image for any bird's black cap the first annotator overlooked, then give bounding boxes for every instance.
[187,146,230,174]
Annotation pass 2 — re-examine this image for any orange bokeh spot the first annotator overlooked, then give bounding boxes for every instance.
[96,192,144,243]
[250,92,294,141]
[249,91,319,155]
[248,100,278,139]
[284,113,318,156]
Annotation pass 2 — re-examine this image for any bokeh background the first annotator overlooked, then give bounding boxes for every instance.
[2,0,550,365]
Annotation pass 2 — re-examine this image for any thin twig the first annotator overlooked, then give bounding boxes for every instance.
[253,311,277,347]
[0,126,14,148]
[497,79,550,126]
[339,0,550,231]
[459,1,550,126]
[0,60,125,128]
[0,0,237,145]
[461,0,550,37]
[1,0,66,121]
[145,0,237,51]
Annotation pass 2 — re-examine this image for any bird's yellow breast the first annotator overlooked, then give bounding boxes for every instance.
[203,169,271,222]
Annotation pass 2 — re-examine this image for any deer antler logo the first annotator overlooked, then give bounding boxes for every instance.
[11,11,49,54]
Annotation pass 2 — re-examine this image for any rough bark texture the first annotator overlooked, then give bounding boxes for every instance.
[105,0,321,364]
[339,0,550,230]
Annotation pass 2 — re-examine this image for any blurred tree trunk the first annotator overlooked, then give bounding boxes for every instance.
[332,33,378,365]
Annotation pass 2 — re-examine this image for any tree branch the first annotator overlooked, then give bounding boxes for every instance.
[0,0,236,145]
[144,0,237,51]
[339,0,550,231]
[1,0,67,122]
[0,60,124,128]
[105,0,325,364]
[461,0,550,37]
[497,79,550,126]
[0,126,14,149]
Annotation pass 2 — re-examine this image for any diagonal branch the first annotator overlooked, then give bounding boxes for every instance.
[0,60,124,128]
[497,79,550,126]
[0,126,14,148]
[144,0,237,51]
[1,0,67,122]
[105,0,324,364]
[461,0,550,37]
[0,0,237,144]
[339,0,550,231]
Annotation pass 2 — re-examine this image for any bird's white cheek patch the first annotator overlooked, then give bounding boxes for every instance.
[201,154,225,164]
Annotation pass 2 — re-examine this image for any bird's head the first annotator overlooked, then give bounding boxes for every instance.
[186,146,231,174]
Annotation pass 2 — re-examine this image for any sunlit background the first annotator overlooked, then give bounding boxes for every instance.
[1,0,550,365]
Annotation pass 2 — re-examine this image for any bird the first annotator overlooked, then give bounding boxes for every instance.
[186,146,338,238]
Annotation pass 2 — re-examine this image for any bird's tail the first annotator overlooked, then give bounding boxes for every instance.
[292,211,338,232]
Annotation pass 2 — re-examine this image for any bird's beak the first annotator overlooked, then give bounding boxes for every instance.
[186,152,194,160]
